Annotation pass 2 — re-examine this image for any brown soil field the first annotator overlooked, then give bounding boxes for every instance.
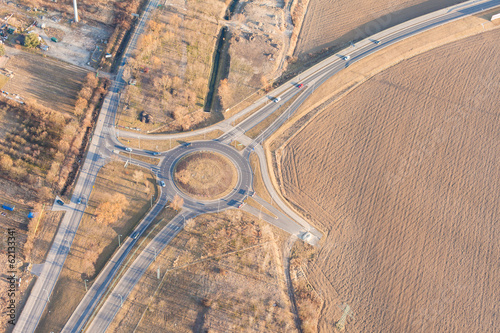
[174,152,237,200]
[295,0,465,57]
[107,210,296,332]
[277,30,500,331]
[2,50,89,113]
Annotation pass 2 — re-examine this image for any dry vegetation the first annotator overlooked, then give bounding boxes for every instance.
[174,151,237,200]
[3,51,90,114]
[0,70,107,195]
[217,0,290,111]
[36,161,157,332]
[294,0,465,59]
[118,151,160,165]
[117,129,223,151]
[119,0,226,132]
[276,30,500,332]
[289,240,322,332]
[107,210,297,332]
[0,52,106,331]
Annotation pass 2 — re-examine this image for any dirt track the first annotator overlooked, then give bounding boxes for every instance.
[295,0,465,57]
[279,29,500,331]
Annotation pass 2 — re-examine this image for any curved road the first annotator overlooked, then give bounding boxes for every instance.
[82,1,500,331]
[14,0,500,332]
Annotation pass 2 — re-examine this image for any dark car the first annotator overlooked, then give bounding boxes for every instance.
[77,198,82,204]
[151,151,160,156]
[130,231,139,239]
[56,199,64,206]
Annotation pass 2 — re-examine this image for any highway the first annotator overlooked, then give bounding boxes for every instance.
[14,0,500,331]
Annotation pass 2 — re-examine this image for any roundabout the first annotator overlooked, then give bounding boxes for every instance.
[159,140,254,213]
[173,151,238,200]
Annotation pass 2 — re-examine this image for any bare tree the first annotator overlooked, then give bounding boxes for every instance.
[260,75,271,92]
[170,194,184,211]
[95,194,129,225]
[0,153,13,172]
[132,170,144,184]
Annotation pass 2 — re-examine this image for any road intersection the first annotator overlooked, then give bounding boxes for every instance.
[13,0,500,331]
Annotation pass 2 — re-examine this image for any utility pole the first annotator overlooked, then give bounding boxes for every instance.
[118,234,122,247]
[72,0,79,22]
[153,247,157,261]
[84,279,88,291]
[118,294,123,307]
[157,266,160,279]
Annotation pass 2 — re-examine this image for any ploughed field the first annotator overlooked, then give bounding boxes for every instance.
[279,30,500,331]
[295,0,465,57]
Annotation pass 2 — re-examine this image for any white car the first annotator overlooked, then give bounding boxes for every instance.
[342,55,350,61]
[273,97,281,103]
[125,147,133,152]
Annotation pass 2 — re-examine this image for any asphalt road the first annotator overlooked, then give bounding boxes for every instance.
[12,0,161,331]
[15,0,500,331]
[82,1,500,330]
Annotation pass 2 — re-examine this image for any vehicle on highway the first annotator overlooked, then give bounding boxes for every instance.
[373,40,381,44]
[273,97,281,103]
[297,83,304,88]
[77,198,82,204]
[56,199,64,206]
[172,226,179,230]
[342,55,350,61]
[151,151,160,156]
[160,181,166,187]
[183,142,192,147]
[125,147,133,152]
[130,231,139,239]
